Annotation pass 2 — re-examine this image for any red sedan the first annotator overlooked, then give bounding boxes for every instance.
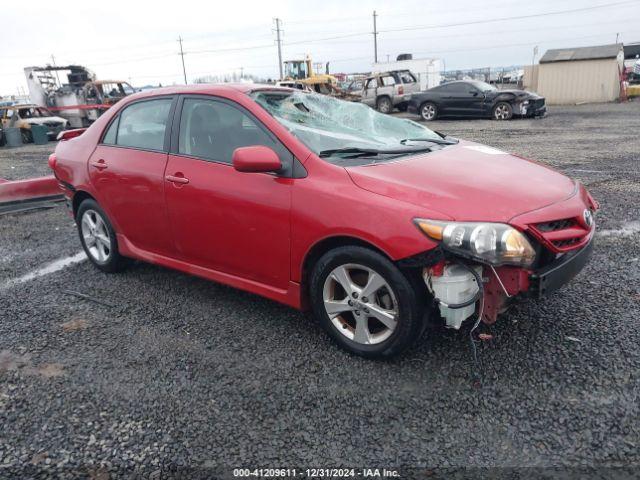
[50,84,597,357]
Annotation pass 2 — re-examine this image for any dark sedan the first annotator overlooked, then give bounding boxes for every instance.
[408,80,546,121]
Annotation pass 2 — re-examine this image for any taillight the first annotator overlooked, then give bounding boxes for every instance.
[398,86,404,95]
[48,154,57,171]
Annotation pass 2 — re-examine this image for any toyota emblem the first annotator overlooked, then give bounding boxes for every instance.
[583,209,593,227]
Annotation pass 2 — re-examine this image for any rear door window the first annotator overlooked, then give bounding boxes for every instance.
[116,98,172,151]
[102,118,118,145]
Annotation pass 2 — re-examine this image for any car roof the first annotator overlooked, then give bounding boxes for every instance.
[122,83,294,102]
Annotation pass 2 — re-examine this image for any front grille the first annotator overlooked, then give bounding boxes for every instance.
[552,238,581,249]
[529,215,592,253]
[536,218,575,232]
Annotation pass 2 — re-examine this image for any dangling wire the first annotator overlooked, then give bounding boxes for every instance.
[469,292,485,388]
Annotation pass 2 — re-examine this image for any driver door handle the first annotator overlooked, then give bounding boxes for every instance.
[165,174,189,185]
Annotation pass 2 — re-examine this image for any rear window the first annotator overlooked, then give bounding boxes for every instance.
[399,71,417,83]
[116,98,172,151]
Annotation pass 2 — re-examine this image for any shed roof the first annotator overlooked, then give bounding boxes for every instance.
[540,43,622,63]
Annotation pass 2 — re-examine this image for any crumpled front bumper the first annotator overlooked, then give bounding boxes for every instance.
[529,235,594,298]
[480,235,593,323]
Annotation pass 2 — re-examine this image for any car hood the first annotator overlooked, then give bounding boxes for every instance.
[345,140,576,223]
[488,89,542,100]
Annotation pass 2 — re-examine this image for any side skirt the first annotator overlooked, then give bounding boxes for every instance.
[116,234,302,310]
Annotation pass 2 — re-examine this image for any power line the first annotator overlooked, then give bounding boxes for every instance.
[185,43,274,55]
[328,29,636,64]
[291,16,640,48]
[379,0,638,34]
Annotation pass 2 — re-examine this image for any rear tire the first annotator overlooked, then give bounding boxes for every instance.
[376,96,393,114]
[493,102,513,120]
[76,199,130,273]
[420,102,438,121]
[310,246,426,358]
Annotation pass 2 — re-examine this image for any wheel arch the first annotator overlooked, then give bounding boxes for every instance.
[72,190,96,217]
[299,235,393,309]
[419,99,438,110]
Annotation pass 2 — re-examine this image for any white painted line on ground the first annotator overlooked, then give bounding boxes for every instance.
[597,221,640,238]
[1,251,87,290]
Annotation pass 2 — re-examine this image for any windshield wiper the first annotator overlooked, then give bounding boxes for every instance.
[319,146,433,158]
[400,137,457,145]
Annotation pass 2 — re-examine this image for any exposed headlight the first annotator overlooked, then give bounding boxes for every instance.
[414,219,536,267]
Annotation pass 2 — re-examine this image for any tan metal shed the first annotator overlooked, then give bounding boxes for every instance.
[537,44,624,105]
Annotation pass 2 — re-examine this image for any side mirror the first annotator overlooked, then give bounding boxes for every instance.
[470,90,478,96]
[232,146,282,173]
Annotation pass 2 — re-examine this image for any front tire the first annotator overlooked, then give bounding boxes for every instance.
[376,96,393,114]
[310,246,425,358]
[420,102,438,121]
[493,102,513,120]
[76,199,130,273]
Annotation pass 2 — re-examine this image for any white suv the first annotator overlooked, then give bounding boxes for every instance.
[360,70,420,114]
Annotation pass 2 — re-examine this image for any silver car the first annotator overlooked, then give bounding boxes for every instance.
[360,70,420,114]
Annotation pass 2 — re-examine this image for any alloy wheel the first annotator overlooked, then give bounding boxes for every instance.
[494,104,510,120]
[322,263,398,345]
[421,104,436,120]
[81,209,112,263]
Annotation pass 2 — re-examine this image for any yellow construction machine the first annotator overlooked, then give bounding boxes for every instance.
[280,55,340,94]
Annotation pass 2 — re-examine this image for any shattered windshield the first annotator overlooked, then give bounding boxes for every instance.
[250,90,451,163]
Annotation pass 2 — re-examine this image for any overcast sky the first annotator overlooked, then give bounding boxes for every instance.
[1,0,639,95]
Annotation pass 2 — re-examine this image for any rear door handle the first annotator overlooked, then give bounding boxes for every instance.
[165,174,189,185]
[90,159,108,170]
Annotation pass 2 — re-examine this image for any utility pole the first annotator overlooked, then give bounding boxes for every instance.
[50,54,61,85]
[240,67,244,79]
[274,18,284,80]
[373,10,378,63]
[178,36,187,85]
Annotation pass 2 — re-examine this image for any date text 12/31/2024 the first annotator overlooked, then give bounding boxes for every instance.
[233,468,400,478]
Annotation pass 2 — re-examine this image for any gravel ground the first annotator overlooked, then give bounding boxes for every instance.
[0,143,55,181]
[1,102,639,478]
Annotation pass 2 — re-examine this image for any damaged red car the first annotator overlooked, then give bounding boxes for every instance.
[50,84,597,358]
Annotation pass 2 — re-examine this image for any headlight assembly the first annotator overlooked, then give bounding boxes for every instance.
[414,219,536,267]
